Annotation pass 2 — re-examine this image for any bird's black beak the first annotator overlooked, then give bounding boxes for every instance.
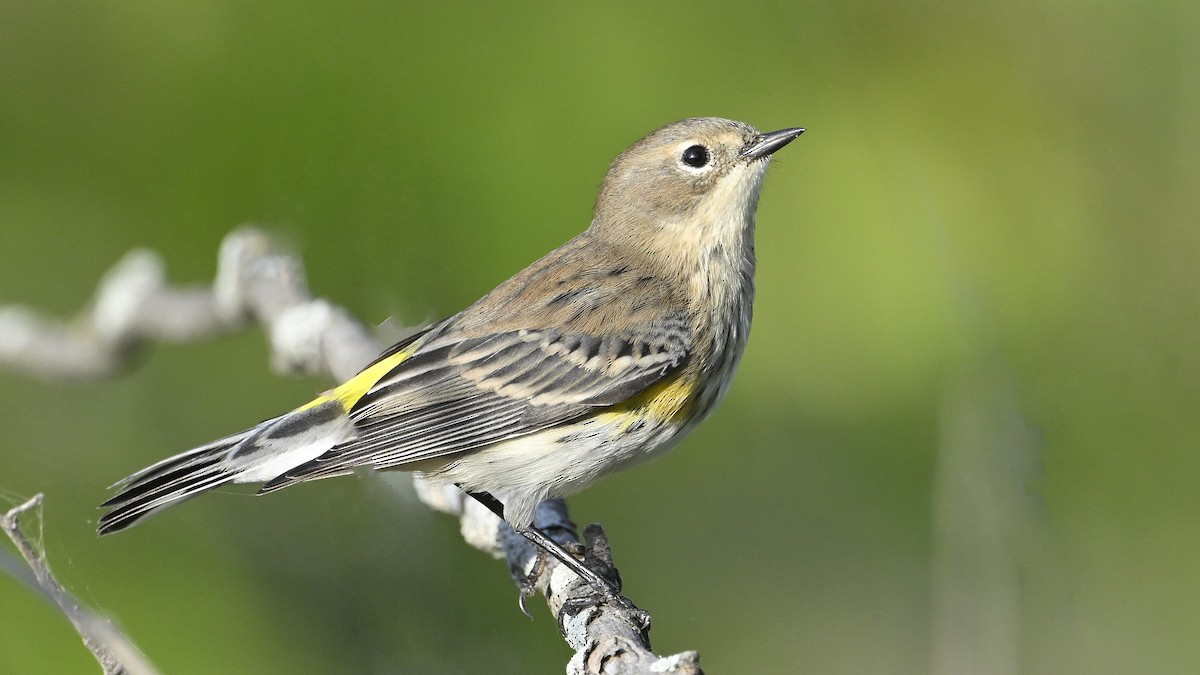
[740,127,805,160]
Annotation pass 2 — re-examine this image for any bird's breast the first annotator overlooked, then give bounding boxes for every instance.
[686,236,756,424]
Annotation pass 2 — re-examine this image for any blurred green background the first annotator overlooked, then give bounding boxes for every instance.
[2,1,1197,673]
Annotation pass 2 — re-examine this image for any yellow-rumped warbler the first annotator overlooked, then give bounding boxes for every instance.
[99,117,802,598]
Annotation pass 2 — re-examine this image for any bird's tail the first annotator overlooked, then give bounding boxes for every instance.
[98,399,355,535]
[97,428,257,535]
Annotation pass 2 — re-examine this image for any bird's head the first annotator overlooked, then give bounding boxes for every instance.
[591,117,803,264]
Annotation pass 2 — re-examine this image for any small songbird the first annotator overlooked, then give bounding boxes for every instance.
[98,117,802,599]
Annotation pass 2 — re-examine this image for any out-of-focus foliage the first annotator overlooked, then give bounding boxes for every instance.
[1,2,1197,673]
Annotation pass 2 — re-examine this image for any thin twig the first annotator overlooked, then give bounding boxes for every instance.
[2,494,158,675]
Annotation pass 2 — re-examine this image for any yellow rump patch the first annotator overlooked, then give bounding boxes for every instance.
[296,346,419,413]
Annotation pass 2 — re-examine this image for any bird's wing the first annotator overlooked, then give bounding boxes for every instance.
[259,314,692,490]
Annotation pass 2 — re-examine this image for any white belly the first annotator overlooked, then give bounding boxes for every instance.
[425,412,686,527]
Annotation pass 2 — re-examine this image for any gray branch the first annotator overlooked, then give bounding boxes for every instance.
[0,227,701,674]
[2,494,159,675]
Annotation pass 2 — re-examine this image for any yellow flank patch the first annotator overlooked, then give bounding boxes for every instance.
[295,347,419,413]
[602,374,697,428]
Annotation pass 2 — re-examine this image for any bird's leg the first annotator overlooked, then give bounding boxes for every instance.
[466,491,639,614]
[466,489,546,611]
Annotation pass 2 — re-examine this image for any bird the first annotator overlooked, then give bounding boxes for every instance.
[98,117,803,601]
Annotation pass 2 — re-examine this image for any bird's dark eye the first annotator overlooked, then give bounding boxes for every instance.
[681,145,710,168]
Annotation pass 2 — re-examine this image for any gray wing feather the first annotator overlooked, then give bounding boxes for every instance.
[262,316,690,489]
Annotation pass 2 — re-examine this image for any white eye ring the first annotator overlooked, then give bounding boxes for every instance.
[678,143,712,173]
